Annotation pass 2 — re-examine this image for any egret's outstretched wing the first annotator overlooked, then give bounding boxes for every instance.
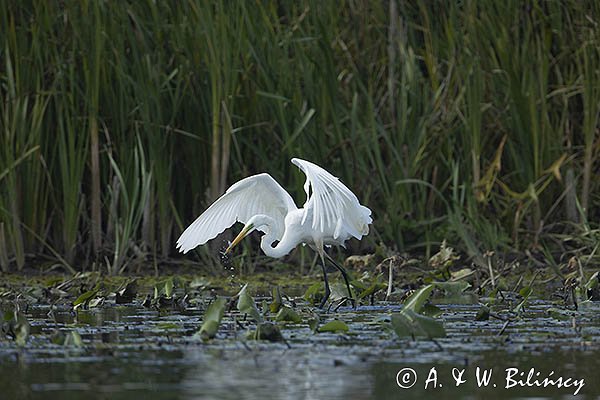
[291,158,372,240]
[176,173,297,253]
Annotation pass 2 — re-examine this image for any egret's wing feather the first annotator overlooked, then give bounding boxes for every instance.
[291,158,372,240]
[176,173,296,253]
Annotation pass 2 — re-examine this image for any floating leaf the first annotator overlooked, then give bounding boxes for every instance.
[196,297,227,341]
[303,282,324,305]
[275,306,302,323]
[14,311,30,346]
[88,297,105,308]
[73,286,99,308]
[403,284,434,313]
[358,282,387,300]
[157,322,179,330]
[391,310,446,338]
[319,320,349,333]
[64,331,83,347]
[270,286,283,313]
[435,281,471,296]
[308,314,320,333]
[475,305,490,321]
[250,322,284,342]
[421,304,443,318]
[236,284,262,322]
[164,278,174,298]
[116,280,137,304]
[190,277,210,290]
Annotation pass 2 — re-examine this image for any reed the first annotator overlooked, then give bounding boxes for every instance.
[0,1,598,272]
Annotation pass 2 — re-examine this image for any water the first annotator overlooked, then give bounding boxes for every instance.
[1,300,599,399]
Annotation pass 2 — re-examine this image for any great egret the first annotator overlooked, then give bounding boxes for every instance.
[176,158,372,308]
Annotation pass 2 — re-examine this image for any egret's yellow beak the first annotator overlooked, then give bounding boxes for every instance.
[225,223,255,254]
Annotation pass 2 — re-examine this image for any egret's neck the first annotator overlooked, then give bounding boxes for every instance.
[260,232,297,258]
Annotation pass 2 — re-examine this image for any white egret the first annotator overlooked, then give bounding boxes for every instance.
[176,158,372,308]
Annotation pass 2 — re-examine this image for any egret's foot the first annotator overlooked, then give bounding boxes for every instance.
[332,297,356,312]
[318,287,331,310]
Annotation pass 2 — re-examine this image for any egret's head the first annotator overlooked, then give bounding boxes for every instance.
[224,222,255,254]
[224,215,273,254]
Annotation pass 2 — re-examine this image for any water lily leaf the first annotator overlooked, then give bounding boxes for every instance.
[116,280,137,304]
[475,305,490,321]
[190,277,210,290]
[88,297,105,308]
[236,284,262,323]
[275,306,302,323]
[519,286,532,298]
[403,284,434,313]
[64,331,83,347]
[391,310,446,338]
[164,278,174,298]
[308,314,320,333]
[435,281,471,296]
[421,304,443,318]
[514,286,533,313]
[250,322,284,342]
[270,286,282,313]
[157,322,179,330]
[73,286,99,308]
[546,307,575,321]
[14,311,30,346]
[319,320,349,333]
[358,282,387,300]
[303,282,324,304]
[196,297,227,341]
[330,281,352,302]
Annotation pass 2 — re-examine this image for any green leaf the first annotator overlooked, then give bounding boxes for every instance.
[116,280,137,304]
[475,305,490,321]
[434,281,471,296]
[88,297,104,308]
[546,307,575,321]
[421,304,443,318]
[357,281,387,300]
[270,286,282,313]
[164,278,174,298]
[73,287,99,308]
[319,320,349,333]
[275,306,302,323]
[196,297,227,341]
[236,284,262,323]
[250,322,285,342]
[190,277,211,290]
[391,310,446,338]
[403,284,434,313]
[64,331,83,347]
[303,282,324,305]
[14,311,30,346]
[308,314,320,333]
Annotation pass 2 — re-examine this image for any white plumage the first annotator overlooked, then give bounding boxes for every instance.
[176,157,372,307]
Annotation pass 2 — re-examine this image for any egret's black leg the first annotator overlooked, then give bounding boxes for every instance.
[325,253,355,308]
[319,260,331,309]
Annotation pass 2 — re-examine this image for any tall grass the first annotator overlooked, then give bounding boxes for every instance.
[0,1,598,272]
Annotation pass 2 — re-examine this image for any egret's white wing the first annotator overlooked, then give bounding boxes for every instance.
[176,173,297,253]
[291,158,372,240]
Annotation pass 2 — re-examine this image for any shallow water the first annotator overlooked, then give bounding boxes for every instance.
[1,299,599,399]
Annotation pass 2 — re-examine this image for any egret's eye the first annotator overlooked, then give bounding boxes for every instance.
[270,240,280,248]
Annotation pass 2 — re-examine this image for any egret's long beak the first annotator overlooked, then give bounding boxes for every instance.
[225,223,255,254]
